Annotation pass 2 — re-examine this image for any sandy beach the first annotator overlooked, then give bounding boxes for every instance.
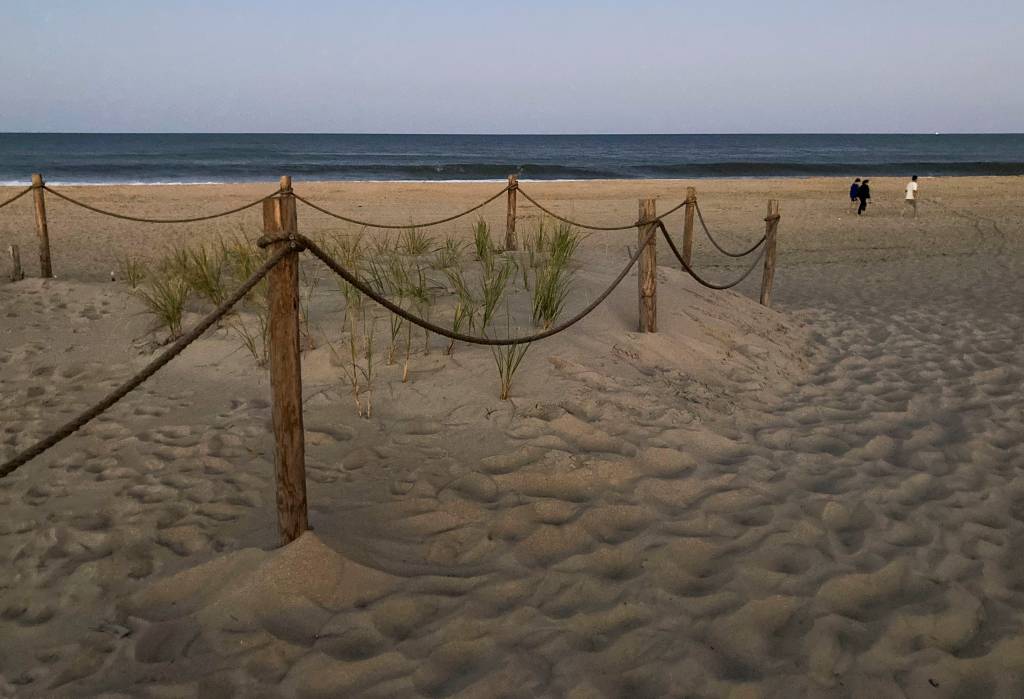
[2,176,1024,697]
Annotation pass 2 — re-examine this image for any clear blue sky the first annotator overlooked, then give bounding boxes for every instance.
[2,0,1021,133]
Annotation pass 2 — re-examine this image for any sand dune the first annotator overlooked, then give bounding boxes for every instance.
[1,177,1023,697]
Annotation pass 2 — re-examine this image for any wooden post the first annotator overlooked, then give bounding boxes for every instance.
[682,186,696,268]
[505,175,518,251]
[8,245,24,282]
[263,175,309,545]
[759,200,781,307]
[31,174,52,278]
[637,198,657,333]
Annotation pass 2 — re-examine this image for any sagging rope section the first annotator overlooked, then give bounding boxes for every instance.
[0,186,33,210]
[42,185,279,224]
[658,221,766,290]
[694,201,767,258]
[293,185,511,229]
[515,186,689,231]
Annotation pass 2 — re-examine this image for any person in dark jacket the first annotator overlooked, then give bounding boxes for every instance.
[857,179,871,215]
[849,178,861,210]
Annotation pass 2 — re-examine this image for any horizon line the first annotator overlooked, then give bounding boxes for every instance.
[3,131,1023,137]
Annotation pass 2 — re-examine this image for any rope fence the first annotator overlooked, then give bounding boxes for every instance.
[42,185,279,224]
[0,185,33,210]
[293,185,512,229]
[0,246,290,478]
[695,200,768,258]
[1,173,781,546]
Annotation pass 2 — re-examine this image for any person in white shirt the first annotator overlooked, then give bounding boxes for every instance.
[903,175,919,218]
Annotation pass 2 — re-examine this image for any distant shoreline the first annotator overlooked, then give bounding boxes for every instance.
[4,133,1023,185]
[4,173,1024,188]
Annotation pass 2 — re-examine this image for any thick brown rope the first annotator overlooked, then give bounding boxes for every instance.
[694,201,767,258]
[279,230,656,346]
[293,185,511,229]
[658,221,766,290]
[42,185,279,224]
[516,186,689,231]
[0,247,289,478]
[0,186,33,210]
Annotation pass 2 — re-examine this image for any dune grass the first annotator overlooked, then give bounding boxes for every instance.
[118,254,147,289]
[531,222,580,329]
[490,306,531,400]
[136,272,189,339]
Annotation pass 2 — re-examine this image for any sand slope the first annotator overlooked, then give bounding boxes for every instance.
[1,178,1023,697]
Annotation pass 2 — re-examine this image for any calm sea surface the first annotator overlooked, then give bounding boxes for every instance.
[1,133,1022,185]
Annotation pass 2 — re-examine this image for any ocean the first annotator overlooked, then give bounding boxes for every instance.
[1,133,1023,185]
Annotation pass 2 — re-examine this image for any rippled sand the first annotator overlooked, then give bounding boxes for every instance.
[1,177,1022,697]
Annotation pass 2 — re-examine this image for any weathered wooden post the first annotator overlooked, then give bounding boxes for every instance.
[31,174,53,278]
[759,200,781,307]
[8,245,24,282]
[505,174,518,251]
[637,198,657,332]
[682,186,697,268]
[262,175,309,545]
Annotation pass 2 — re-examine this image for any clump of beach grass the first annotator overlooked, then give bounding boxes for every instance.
[479,256,514,332]
[531,222,580,329]
[180,243,228,306]
[136,272,189,339]
[444,262,479,355]
[473,218,494,263]
[399,227,432,257]
[490,306,531,400]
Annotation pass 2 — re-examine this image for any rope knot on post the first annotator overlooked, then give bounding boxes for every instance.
[256,233,307,252]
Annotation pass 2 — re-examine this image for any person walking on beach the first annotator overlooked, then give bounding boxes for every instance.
[903,175,919,217]
[849,178,861,210]
[857,179,871,215]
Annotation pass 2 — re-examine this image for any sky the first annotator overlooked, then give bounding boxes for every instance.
[1,0,1022,134]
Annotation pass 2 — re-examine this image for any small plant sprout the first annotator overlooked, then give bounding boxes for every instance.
[388,310,405,365]
[432,236,467,273]
[118,254,146,289]
[136,271,189,339]
[331,306,377,418]
[402,313,413,383]
[361,309,378,418]
[408,264,433,355]
[299,259,322,351]
[490,306,531,400]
